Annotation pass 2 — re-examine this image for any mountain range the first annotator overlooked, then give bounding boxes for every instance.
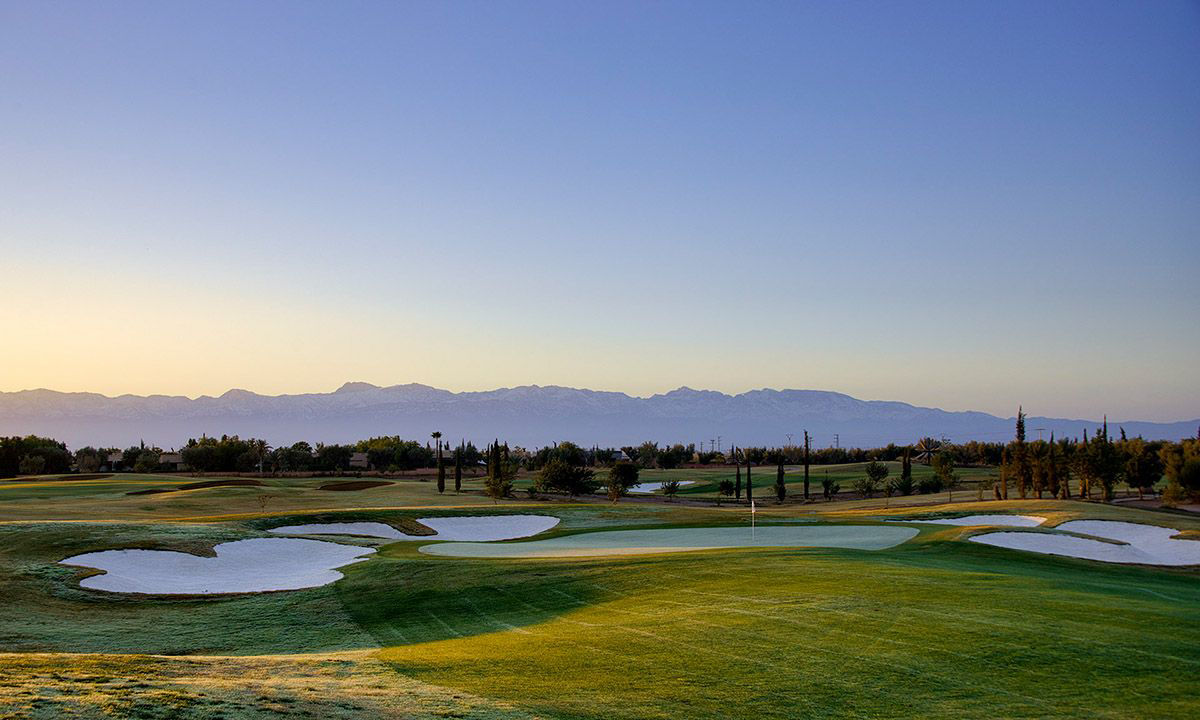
[1,383,1196,451]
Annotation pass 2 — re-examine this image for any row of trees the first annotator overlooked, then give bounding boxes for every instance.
[0,436,73,477]
[992,410,1198,503]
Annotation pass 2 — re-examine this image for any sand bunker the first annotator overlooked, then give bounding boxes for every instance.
[270,515,560,542]
[896,514,1046,527]
[970,520,1200,566]
[628,481,697,493]
[269,522,411,539]
[60,538,374,594]
[419,524,918,558]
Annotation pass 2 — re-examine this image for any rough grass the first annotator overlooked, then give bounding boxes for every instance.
[0,651,535,719]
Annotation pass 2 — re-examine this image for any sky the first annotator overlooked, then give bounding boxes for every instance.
[1,1,1197,421]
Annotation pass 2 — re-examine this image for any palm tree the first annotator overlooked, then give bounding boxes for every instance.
[913,437,942,465]
[252,439,271,475]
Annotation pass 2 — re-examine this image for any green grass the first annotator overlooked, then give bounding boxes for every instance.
[2,473,1199,719]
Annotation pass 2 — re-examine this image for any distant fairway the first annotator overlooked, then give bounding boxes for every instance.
[2,473,1198,719]
[418,523,917,557]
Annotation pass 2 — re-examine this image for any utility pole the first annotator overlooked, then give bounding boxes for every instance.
[717,435,722,454]
[786,433,793,446]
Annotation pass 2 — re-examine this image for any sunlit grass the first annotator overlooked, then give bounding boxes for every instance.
[2,475,1198,719]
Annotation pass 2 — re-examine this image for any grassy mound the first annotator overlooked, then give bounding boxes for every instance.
[319,481,394,491]
[126,478,265,495]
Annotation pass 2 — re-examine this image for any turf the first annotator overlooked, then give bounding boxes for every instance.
[2,473,1199,719]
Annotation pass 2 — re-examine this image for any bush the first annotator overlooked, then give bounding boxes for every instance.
[917,476,943,494]
[853,476,880,498]
[717,478,735,504]
[856,461,890,498]
[661,478,681,499]
[539,459,598,496]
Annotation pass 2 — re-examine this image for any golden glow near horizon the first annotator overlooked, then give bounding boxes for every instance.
[0,271,1193,421]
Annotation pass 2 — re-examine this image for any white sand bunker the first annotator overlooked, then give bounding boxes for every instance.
[60,538,374,594]
[970,520,1200,566]
[269,522,412,540]
[420,525,918,559]
[628,481,697,494]
[896,514,1046,527]
[270,515,560,542]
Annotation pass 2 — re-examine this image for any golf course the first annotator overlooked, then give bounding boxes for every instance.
[2,470,1198,719]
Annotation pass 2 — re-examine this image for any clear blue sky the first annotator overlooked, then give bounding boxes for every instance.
[1,1,1197,421]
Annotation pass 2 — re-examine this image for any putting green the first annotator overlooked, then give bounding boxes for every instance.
[418,523,918,558]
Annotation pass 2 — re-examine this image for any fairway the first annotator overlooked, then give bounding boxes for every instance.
[2,473,1199,719]
[418,523,917,557]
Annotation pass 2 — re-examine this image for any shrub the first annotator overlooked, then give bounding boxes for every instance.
[917,476,943,495]
[717,478,735,504]
[661,478,681,500]
[539,459,598,496]
[856,461,889,498]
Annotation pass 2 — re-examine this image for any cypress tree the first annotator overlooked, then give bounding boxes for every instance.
[774,458,786,502]
[1079,430,1090,499]
[997,448,1008,500]
[1013,407,1030,499]
[803,430,811,501]
[734,446,742,500]
[1047,433,1059,498]
[436,436,445,494]
[454,442,462,493]
[746,457,753,502]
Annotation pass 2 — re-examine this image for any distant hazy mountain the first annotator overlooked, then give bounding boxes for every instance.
[1,383,1195,450]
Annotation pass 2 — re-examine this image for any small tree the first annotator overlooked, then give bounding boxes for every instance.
[933,452,959,502]
[607,461,639,502]
[717,478,735,505]
[774,460,786,502]
[821,471,840,500]
[855,461,889,498]
[661,478,681,500]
